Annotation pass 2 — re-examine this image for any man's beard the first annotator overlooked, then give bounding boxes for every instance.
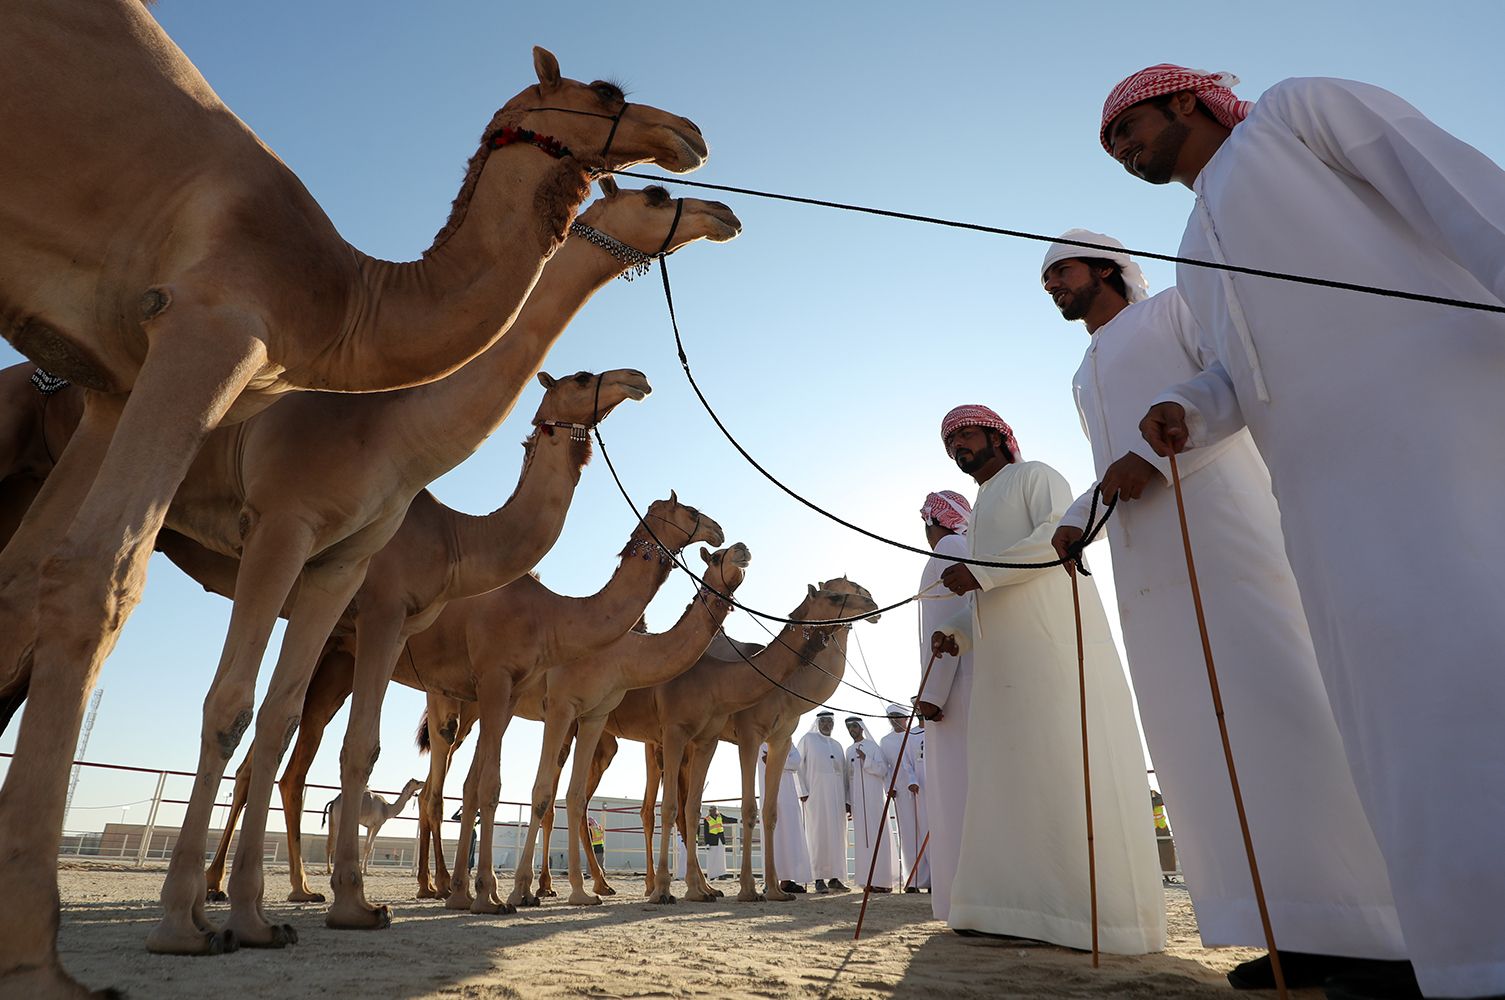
[1059,273,1103,321]
[955,440,998,474]
[1136,118,1190,185]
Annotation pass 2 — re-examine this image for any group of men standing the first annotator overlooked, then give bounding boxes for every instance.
[906,63,1503,1000]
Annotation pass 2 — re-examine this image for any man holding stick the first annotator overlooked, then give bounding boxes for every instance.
[930,405,1163,952]
[1103,64,1505,1000]
[845,716,899,893]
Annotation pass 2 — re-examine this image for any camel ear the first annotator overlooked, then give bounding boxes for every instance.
[700,547,712,565]
[669,489,678,504]
[536,371,556,389]
[807,583,818,597]
[597,176,619,197]
[533,46,561,90]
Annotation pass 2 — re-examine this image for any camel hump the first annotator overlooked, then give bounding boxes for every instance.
[705,633,765,663]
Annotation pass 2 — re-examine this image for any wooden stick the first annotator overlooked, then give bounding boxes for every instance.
[904,831,930,890]
[855,652,939,940]
[1071,571,1100,968]
[1168,452,1287,1000]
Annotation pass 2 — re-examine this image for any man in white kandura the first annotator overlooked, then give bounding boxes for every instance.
[931,405,1164,952]
[1041,230,1404,991]
[758,738,813,894]
[881,703,928,892]
[1103,64,1505,1000]
[913,490,974,921]
[844,716,898,893]
[797,710,850,893]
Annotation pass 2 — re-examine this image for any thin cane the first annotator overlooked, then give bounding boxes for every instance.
[855,651,939,940]
[903,831,930,890]
[1168,452,1288,1000]
[1071,571,1100,967]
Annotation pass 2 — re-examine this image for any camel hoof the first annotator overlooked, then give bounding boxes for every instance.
[205,889,228,903]
[145,924,227,957]
[286,890,326,903]
[737,891,766,903]
[325,904,391,931]
[444,891,474,911]
[713,887,725,898]
[236,921,297,949]
[539,887,557,898]
[217,929,239,954]
[4,961,127,999]
[416,887,438,900]
[651,893,677,905]
[766,889,794,902]
[566,892,602,907]
[594,885,616,897]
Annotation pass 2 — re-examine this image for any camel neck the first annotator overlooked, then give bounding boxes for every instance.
[442,430,592,602]
[618,593,734,688]
[542,542,676,658]
[335,143,590,391]
[384,235,620,476]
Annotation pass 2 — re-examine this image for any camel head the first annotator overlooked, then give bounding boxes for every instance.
[699,542,752,596]
[632,492,725,557]
[579,179,742,260]
[806,576,882,623]
[534,368,651,433]
[504,47,709,174]
[400,778,426,799]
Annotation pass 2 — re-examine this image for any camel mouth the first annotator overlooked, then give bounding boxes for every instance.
[657,124,710,173]
[703,205,743,242]
[695,518,726,548]
[725,542,752,568]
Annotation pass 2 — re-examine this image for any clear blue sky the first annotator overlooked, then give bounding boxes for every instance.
[6,1,1500,835]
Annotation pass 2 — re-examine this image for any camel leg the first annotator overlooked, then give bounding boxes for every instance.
[651,734,689,904]
[2,331,266,992]
[506,705,576,910]
[0,389,119,737]
[280,643,353,903]
[464,676,516,915]
[561,715,610,906]
[220,556,370,947]
[416,695,457,899]
[325,803,338,875]
[761,738,795,902]
[154,504,324,950]
[536,734,570,898]
[203,751,255,902]
[362,823,378,875]
[325,611,408,931]
[680,745,721,902]
[640,744,661,896]
[444,749,482,910]
[582,734,618,897]
[733,737,765,903]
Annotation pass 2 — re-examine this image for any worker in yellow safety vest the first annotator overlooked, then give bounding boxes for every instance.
[587,815,606,869]
[703,807,726,846]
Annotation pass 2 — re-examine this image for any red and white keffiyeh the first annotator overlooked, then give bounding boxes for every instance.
[920,490,972,535]
[1100,64,1254,154]
[940,404,1021,463]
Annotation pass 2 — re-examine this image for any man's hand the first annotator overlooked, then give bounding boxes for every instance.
[931,631,959,658]
[1099,451,1161,503]
[1051,525,1084,576]
[915,699,944,722]
[800,795,808,803]
[940,563,981,595]
[761,750,767,763]
[856,747,866,760]
[1141,402,1189,457]
[908,783,920,794]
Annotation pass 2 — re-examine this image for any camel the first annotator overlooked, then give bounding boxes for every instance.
[588,579,881,904]
[1,0,706,984]
[504,542,754,910]
[322,779,425,876]
[169,185,738,922]
[183,362,651,915]
[209,495,720,912]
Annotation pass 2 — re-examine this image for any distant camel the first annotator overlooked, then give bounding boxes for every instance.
[322,780,426,875]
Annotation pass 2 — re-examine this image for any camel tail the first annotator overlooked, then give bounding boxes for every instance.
[416,711,430,754]
[321,800,333,829]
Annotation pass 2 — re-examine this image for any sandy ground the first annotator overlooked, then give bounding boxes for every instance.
[55,864,1318,999]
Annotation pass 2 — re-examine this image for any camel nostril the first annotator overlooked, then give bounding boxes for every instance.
[683,117,703,136]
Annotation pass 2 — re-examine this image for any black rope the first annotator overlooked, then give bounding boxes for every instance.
[657,252,1116,575]
[614,170,1505,316]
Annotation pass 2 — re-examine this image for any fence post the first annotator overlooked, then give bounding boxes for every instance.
[135,770,168,867]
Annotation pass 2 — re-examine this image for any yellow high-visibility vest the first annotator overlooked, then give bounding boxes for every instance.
[589,820,605,846]
[706,814,724,836]
[1153,803,1170,832]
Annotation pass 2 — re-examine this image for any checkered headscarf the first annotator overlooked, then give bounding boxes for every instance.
[1100,64,1254,155]
[919,490,972,535]
[940,405,1021,464]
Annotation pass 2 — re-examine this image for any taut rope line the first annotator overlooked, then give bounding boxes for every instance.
[1168,452,1287,1000]
[1071,570,1100,967]
[614,169,1505,315]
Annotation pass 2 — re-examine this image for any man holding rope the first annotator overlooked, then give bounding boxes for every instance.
[930,406,1163,952]
[1102,65,1505,1000]
[914,490,974,920]
[1042,230,1404,990]
[844,716,899,893]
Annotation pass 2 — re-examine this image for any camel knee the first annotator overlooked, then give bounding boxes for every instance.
[202,698,255,762]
